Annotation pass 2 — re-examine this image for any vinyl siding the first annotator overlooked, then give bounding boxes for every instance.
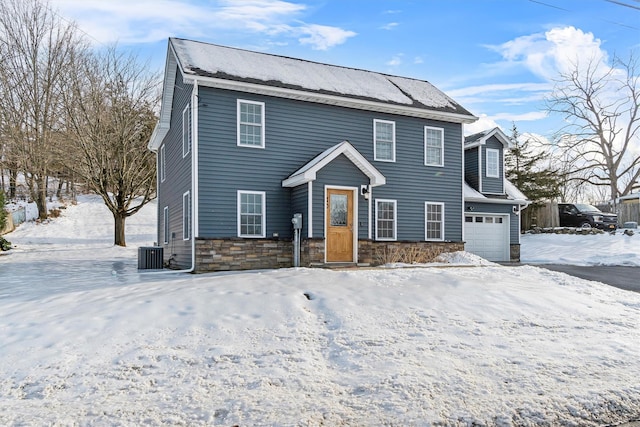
[465,147,479,191]
[291,185,308,238]
[480,136,504,194]
[157,69,193,268]
[196,86,464,242]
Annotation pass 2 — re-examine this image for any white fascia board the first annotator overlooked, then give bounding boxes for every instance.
[282,141,386,187]
[465,196,528,205]
[185,75,477,124]
[148,43,179,151]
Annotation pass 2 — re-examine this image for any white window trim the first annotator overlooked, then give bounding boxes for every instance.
[182,104,190,158]
[237,99,266,149]
[425,201,445,241]
[183,191,191,241]
[237,190,266,238]
[163,206,169,244]
[160,145,166,182]
[375,199,397,241]
[486,148,500,178]
[373,119,396,162]
[424,126,444,167]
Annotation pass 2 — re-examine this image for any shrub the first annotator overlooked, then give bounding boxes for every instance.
[0,236,11,251]
[0,190,6,232]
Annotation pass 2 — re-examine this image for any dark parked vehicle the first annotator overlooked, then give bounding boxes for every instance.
[558,203,618,230]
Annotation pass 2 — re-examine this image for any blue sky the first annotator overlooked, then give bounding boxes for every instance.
[50,0,639,137]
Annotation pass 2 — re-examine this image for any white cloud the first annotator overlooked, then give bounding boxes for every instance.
[386,54,403,67]
[448,82,551,98]
[465,115,500,136]
[380,22,399,30]
[298,24,357,50]
[49,0,355,50]
[487,26,609,81]
[413,56,424,64]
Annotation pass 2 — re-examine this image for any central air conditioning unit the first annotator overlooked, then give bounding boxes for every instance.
[138,246,164,270]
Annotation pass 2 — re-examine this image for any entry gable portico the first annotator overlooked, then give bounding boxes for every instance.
[282,141,386,263]
[282,141,386,188]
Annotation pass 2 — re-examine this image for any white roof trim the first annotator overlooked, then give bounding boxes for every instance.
[465,127,513,150]
[186,75,476,124]
[148,43,179,151]
[464,181,529,206]
[282,141,386,188]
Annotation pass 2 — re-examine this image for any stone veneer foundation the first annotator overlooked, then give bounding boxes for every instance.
[194,237,464,272]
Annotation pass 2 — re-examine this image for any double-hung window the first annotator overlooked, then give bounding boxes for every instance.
[163,206,169,244]
[237,100,265,148]
[183,191,191,240]
[425,202,444,241]
[160,145,166,182]
[486,148,499,178]
[238,191,266,238]
[376,199,397,241]
[424,126,444,166]
[374,119,395,162]
[182,104,191,157]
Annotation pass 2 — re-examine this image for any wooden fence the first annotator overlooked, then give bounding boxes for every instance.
[521,202,559,230]
[616,203,640,225]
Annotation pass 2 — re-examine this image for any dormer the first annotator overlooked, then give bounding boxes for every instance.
[464,127,512,196]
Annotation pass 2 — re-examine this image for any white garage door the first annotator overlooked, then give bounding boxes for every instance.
[464,214,510,262]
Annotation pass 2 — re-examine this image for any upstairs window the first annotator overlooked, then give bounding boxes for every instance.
[425,202,444,241]
[486,148,499,178]
[182,104,191,157]
[160,145,166,182]
[374,119,395,162]
[237,100,265,148]
[183,191,191,240]
[424,126,444,166]
[376,199,397,241]
[163,206,169,244]
[238,191,266,238]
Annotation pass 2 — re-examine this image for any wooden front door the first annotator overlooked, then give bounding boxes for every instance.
[326,188,354,262]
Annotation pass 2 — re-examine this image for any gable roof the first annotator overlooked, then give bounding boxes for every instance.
[149,38,476,150]
[464,180,529,206]
[464,127,513,150]
[282,141,385,188]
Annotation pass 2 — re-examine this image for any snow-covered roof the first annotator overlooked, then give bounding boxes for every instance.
[464,180,529,206]
[464,127,512,149]
[149,38,476,151]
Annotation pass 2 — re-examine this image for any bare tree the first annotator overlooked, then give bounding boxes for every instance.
[64,47,158,246]
[0,0,83,219]
[547,53,640,202]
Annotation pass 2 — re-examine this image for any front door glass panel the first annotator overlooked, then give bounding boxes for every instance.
[330,194,348,226]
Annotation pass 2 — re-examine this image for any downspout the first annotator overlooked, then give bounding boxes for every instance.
[367,185,372,240]
[190,80,199,273]
[145,80,198,275]
[461,130,466,243]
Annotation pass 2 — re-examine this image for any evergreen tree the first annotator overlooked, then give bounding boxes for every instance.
[505,123,562,208]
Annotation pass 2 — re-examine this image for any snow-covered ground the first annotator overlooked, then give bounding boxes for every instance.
[1,196,640,426]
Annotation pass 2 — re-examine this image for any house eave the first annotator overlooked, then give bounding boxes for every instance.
[465,196,529,206]
[185,75,477,124]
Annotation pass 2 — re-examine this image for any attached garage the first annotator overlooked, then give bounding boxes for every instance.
[464,214,510,262]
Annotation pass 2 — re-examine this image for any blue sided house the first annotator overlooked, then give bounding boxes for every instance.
[148,38,528,272]
[463,127,529,262]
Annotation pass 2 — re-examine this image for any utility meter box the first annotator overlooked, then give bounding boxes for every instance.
[292,213,302,229]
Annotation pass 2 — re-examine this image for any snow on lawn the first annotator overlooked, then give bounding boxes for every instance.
[1,196,640,426]
[521,231,640,266]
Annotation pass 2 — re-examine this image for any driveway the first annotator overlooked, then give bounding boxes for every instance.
[529,264,640,293]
